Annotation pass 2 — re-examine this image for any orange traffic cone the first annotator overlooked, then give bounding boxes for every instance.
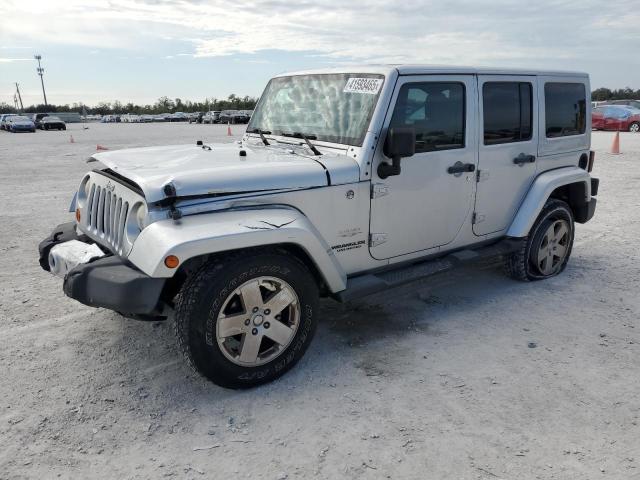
[227,122,232,136]
[69,135,75,143]
[96,144,109,151]
[610,131,620,155]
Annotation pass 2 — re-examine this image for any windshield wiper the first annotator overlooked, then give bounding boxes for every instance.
[281,132,322,156]
[247,128,271,146]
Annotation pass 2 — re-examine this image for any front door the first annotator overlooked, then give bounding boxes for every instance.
[369,75,478,260]
[473,76,539,236]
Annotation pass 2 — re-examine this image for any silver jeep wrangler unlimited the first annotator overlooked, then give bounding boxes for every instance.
[39,66,598,388]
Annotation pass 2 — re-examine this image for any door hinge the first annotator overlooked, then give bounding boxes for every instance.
[369,233,388,247]
[472,212,485,225]
[476,170,489,182]
[371,183,389,199]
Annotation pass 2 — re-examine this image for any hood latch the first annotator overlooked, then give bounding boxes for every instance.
[162,182,182,221]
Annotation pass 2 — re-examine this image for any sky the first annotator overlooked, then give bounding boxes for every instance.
[1,0,639,107]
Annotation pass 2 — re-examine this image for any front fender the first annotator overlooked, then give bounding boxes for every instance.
[127,207,347,293]
[507,167,592,238]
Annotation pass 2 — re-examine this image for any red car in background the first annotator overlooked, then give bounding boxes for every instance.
[592,105,640,132]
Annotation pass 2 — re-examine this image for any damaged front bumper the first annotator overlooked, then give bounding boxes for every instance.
[38,222,166,316]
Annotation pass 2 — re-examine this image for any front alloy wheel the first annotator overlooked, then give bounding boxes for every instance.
[216,276,300,367]
[175,250,319,388]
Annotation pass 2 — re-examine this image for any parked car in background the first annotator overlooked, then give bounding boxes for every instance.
[219,110,250,124]
[32,113,49,125]
[592,105,640,132]
[38,116,67,131]
[202,111,221,124]
[121,114,141,123]
[5,115,36,132]
[167,112,189,122]
[0,113,19,130]
[140,114,154,123]
[604,99,640,110]
[189,112,203,124]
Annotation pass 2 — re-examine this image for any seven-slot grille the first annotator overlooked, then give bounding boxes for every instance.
[86,182,129,253]
[78,172,146,256]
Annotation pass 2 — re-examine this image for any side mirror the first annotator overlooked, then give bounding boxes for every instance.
[379,127,415,179]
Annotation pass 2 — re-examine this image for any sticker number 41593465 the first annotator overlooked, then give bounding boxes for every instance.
[343,77,383,95]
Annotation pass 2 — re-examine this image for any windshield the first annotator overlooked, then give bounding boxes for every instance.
[248,73,384,146]
[13,116,30,121]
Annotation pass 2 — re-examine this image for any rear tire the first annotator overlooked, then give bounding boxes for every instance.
[504,199,574,281]
[174,250,319,389]
[629,122,640,133]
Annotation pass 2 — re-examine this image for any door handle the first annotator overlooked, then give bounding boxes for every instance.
[447,162,476,175]
[513,153,536,165]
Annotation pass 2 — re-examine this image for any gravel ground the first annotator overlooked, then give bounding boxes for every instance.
[1,123,639,480]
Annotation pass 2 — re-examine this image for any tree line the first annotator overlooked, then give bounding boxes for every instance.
[2,88,640,115]
[0,94,258,115]
[591,87,640,102]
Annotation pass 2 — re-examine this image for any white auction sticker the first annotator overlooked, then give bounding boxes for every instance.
[343,77,383,94]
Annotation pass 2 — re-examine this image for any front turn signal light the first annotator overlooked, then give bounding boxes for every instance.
[75,208,81,223]
[164,255,180,269]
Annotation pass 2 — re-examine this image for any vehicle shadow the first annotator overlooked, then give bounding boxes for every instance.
[64,255,574,406]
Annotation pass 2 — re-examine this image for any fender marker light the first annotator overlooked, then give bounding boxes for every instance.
[75,208,81,222]
[164,255,180,269]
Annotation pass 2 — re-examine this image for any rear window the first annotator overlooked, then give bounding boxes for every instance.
[545,83,587,138]
[483,82,533,145]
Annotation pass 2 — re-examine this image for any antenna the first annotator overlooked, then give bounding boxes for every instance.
[34,54,48,106]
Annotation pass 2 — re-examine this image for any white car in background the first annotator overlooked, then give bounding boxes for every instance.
[1,114,19,130]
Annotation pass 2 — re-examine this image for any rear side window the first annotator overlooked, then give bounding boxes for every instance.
[545,83,586,138]
[389,82,465,152]
[483,82,532,145]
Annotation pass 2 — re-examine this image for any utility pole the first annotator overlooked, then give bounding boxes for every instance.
[34,54,48,106]
[15,83,24,111]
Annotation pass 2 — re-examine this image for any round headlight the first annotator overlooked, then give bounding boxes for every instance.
[77,175,91,208]
[136,203,148,230]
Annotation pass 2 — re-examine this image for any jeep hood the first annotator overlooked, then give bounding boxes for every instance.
[91,142,360,203]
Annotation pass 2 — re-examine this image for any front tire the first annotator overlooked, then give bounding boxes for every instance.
[504,199,574,281]
[174,250,319,389]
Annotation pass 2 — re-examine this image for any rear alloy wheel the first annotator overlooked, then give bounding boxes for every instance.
[504,199,574,281]
[531,219,570,276]
[629,122,640,133]
[175,250,319,388]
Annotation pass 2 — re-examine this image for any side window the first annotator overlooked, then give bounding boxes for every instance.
[544,83,586,138]
[483,82,533,145]
[389,82,465,152]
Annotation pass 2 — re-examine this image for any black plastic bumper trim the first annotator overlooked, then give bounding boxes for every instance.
[63,256,166,315]
[575,197,597,224]
[591,177,599,197]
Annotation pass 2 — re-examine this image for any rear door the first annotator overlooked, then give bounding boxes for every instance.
[473,76,538,236]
